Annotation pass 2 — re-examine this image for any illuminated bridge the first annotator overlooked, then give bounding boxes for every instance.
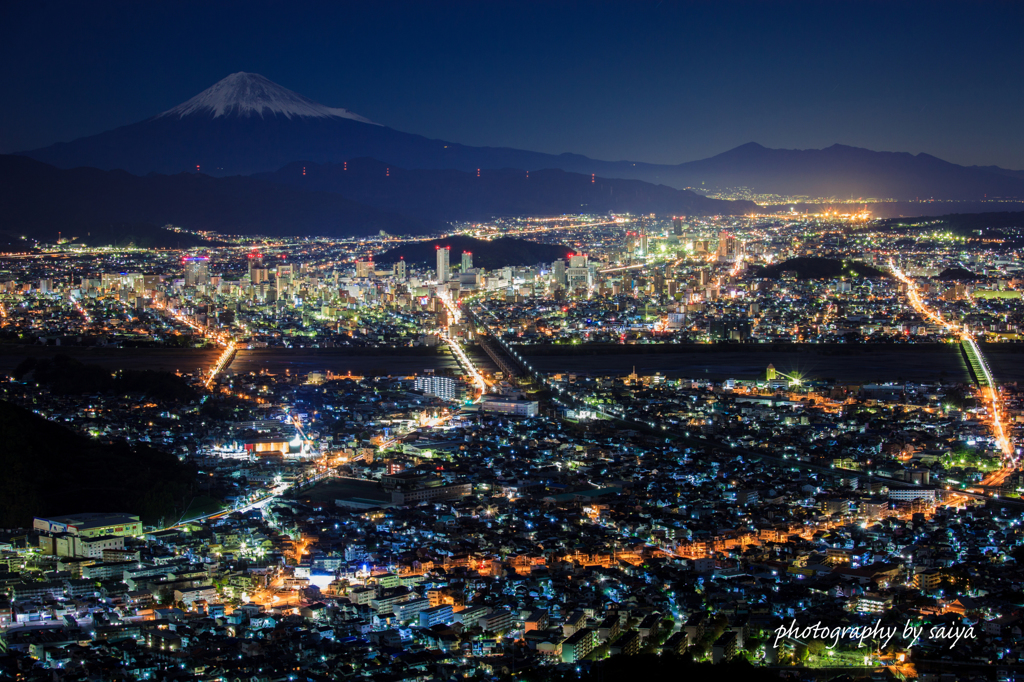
[961,337,991,388]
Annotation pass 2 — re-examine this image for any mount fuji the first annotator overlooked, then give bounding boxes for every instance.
[157,72,377,123]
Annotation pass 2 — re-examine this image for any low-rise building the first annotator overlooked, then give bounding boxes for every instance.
[419,604,454,628]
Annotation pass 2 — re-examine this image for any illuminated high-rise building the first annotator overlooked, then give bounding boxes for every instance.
[436,246,450,282]
[393,259,406,280]
[716,231,743,262]
[183,256,210,287]
[247,252,263,280]
[461,251,473,271]
[551,259,566,287]
[248,252,268,285]
[415,374,461,402]
[566,254,591,292]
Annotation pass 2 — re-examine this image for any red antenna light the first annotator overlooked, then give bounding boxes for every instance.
[344,161,347,171]
[386,167,390,177]
[477,168,480,177]
[302,166,306,176]
[196,165,200,172]
[592,173,595,183]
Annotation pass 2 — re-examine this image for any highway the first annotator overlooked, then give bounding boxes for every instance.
[889,259,1015,462]
[436,287,488,399]
[148,298,239,388]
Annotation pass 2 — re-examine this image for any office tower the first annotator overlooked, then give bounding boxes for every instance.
[183,256,210,287]
[247,252,263,280]
[566,261,591,292]
[356,260,372,278]
[249,253,268,285]
[461,251,473,271]
[393,259,406,280]
[436,246,450,282]
[552,259,566,287]
[716,231,742,262]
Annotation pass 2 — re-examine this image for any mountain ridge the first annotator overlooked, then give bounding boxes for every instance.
[256,158,752,220]
[0,155,754,245]
[0,399,193,527]
[0,155,436,241]
[17,72,1024,200]
[673,143,1024,200]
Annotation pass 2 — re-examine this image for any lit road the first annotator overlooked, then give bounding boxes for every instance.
[205,340,237,388]
[436,288,487,399]
[149,299,237,389]
[889,259,1014,461]
[156,468,334,533]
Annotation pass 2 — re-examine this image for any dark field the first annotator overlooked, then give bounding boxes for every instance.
[0,345,493,379]
[3,344,1019,385]
[520,346,1002,384]
[230,347,491,377]
[0,345,222,374]
[290,478,389,506]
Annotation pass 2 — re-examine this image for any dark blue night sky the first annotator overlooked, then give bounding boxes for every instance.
[3,0,1022,168]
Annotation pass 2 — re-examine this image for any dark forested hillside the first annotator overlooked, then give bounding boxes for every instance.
[0,400,194,528]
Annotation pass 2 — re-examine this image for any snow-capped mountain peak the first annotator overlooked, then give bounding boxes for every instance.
[158,72,378,124]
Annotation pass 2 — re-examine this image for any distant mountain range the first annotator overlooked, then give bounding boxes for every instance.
[0,154,749,244]
[17,72,1024,201]
[0,155,434,242]
[676,143,1024,201]
[257,158,745,221]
